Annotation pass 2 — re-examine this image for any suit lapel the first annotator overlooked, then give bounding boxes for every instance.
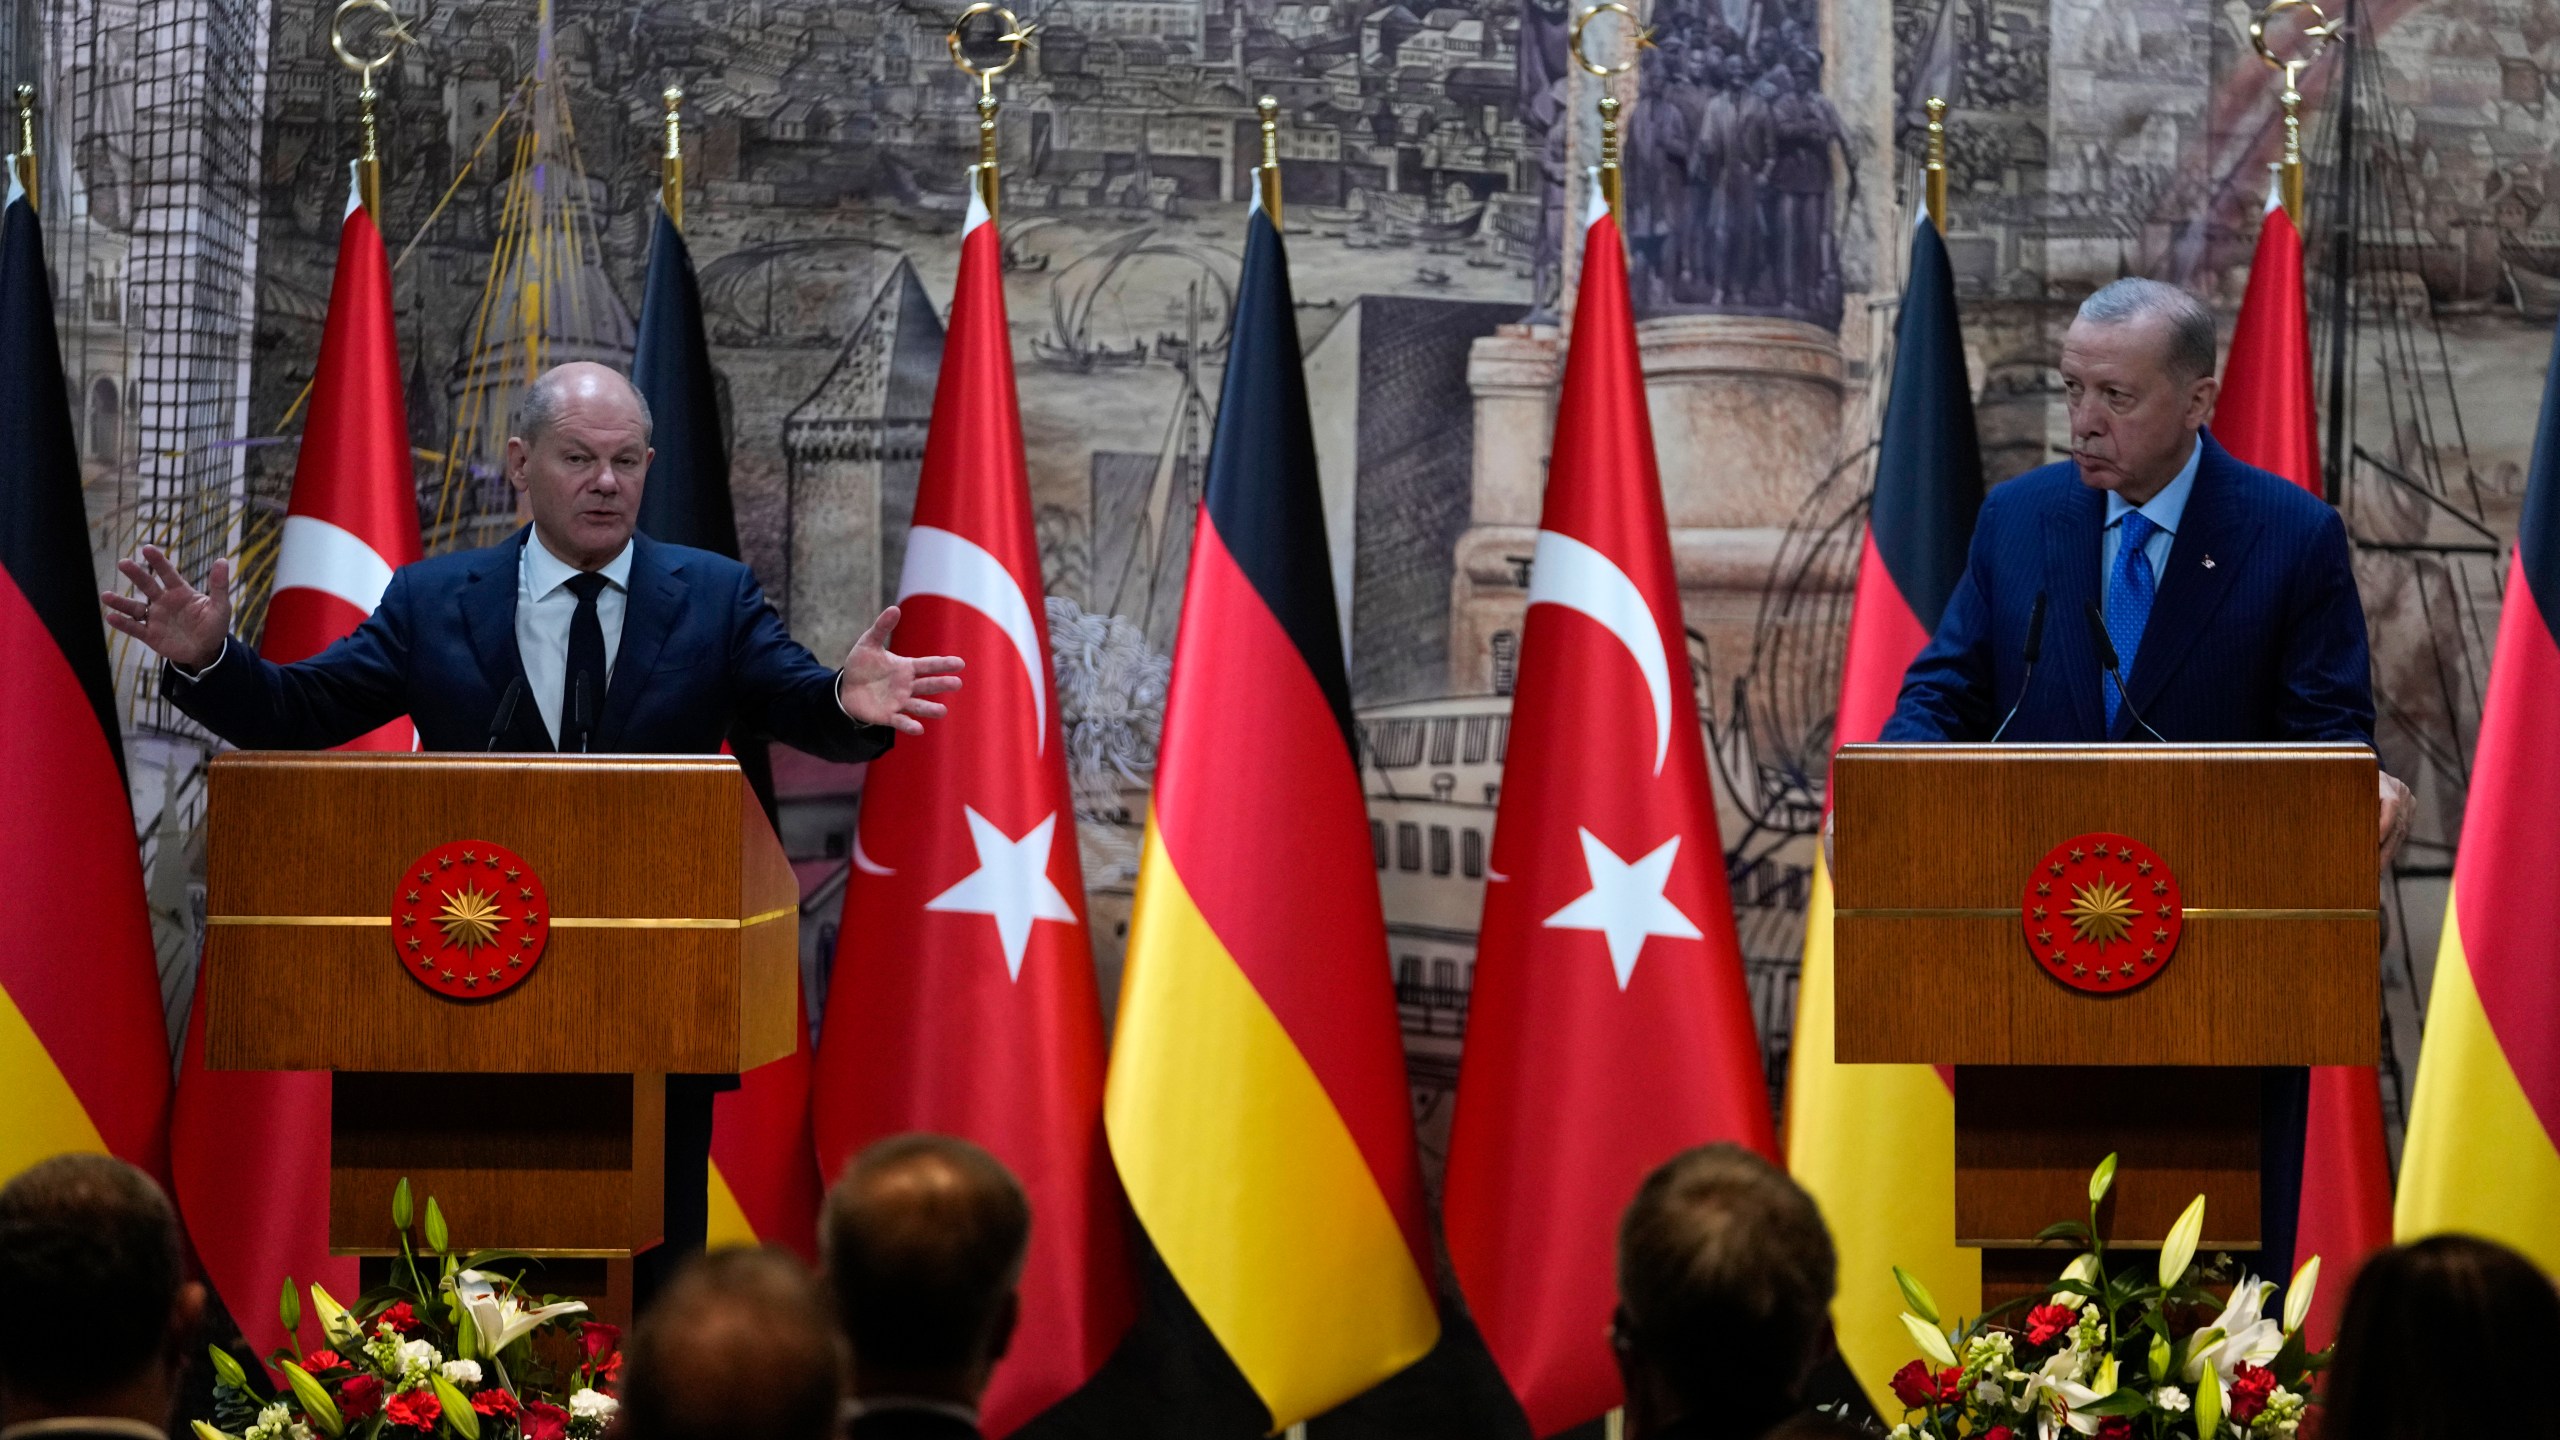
[459,530,549,750]
[2041,481,2108,740]
[2123,437,2262,728]
[596,534,684,753]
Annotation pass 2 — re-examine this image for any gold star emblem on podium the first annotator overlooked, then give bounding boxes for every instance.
[2138,859,2154,875]
[2066,877,2138,947]
[2037,881,2052,896]
[2069,847,2085,863]
[434,886,508,951]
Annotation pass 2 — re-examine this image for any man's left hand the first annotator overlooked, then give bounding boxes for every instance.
[2379,769,2414,869]
[839,605,965,735]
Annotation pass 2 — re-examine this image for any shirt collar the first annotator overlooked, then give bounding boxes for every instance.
[2104,436,2202,536]
[523,528,635,602]
[842,1396,981,1427]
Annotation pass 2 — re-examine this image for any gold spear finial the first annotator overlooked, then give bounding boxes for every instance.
[948,3,1032,225]
[2251,0,2338,226]
[1924,96,1949,232]
[330,0,412,216]
[1256,95,1283,229]
[661,84,686,229]
[11,84,33,212]
[1570,3,1650,233]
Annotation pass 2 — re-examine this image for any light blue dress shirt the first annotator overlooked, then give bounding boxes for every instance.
[2100,437,2202,585]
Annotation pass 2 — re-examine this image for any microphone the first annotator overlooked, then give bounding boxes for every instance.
[1988,591,2046,743]
[2083,601,2166,743]
[485,676,525,752]
[572,671,595,754]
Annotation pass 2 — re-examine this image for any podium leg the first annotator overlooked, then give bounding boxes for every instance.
[1954,1065,2260,1252]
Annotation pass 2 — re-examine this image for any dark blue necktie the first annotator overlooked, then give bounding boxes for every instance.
[2103,511,2159,729]
[562,570,610,753]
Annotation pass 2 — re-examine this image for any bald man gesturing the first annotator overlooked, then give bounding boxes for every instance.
[101,362,963,1293]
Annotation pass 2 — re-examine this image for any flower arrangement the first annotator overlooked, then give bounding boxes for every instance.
[1889,1154,2325,1440]
[197,1180,622,1440]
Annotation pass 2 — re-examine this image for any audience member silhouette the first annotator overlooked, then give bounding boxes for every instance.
[2324,1233,2560,1440]
[0,1155,206,1440]
[618,1246,844,1440]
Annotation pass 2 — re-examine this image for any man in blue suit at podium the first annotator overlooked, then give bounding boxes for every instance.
[103,361,965,1296]
[1875,277,2412,1280]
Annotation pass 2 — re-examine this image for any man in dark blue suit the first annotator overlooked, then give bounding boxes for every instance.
[1874,277,2412,1281]
[102,361,965,1295]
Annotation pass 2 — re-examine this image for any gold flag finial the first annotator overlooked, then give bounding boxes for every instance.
[11,84,33,212]
[1570,3,1649,233]
[948,3,1032,225]
[2251,0,2337,226]
[1255,95,1283,229]
[1924,96,1948,231]
[661,84,686,230]
[330,0,411,216]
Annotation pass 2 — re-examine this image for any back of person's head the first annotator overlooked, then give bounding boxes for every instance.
[2325,1235,2560,1440]
[822,1134,1031,1396]
[0,1154,191,1415]
[620,1247,843,1440]
[1616,1144,1837,1432]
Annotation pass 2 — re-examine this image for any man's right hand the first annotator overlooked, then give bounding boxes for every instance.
[101,545,232,671]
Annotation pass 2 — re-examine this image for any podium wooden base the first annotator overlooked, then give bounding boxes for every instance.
[1955,1065,2260,1251]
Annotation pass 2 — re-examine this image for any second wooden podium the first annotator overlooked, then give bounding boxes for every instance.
[1832,742,2379,1261]
[199,752,798,1303]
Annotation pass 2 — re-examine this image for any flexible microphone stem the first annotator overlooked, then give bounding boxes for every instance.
[1990,591,2047,743]
[485,676,525,752]
[2083,601,2167,743]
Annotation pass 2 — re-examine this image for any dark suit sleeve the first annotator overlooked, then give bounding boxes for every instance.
[1880,521,2001,742]
[725,568,894,765]
[2272,503,2377,745]
[161,569,416,749]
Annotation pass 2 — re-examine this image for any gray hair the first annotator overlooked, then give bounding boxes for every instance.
[509,363,654,445]
[2076,278,2219,383]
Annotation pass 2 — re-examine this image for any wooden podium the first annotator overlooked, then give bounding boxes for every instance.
[200,752,798,1314]
[1832,743,2378,1270]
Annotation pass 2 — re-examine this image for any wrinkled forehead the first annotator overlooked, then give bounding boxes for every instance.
[536,391,651,453]
[2060,313,2176,387]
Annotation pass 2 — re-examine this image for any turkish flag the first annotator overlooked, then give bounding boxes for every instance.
[171,165,418,1359]
[1443,192,1776,1436]
[808,189,1134,1435]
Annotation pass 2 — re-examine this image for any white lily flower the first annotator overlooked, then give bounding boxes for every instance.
[2183,1274,2286,1392]
[454,1270,588,1356]
[2052,1253,2101,1308]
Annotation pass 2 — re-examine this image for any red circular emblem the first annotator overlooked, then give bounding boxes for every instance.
[2022,832,2182,995]
[389,840,550,1000]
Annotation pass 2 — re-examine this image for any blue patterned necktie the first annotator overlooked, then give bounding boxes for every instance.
[2103,511,2159,730]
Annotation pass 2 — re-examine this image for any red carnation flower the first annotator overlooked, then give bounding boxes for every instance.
[2231,1364,2280,1423]
[1889,1359,1963,1409]
[2025,1303,2081,1346]
[377,1301,421,1335]
[471,1389,522,1420]
[523,1399,570,1440]
[303,1350,347,1372]
[1986,1428,2015,1440]
[384,1387,441,1431]
[337,1374,385,1423]
[2096,1420,2135,1440]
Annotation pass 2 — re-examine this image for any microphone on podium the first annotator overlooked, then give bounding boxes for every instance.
[2083,600,2166,743]
[485,676,525,751]
[1989,590,2047,743]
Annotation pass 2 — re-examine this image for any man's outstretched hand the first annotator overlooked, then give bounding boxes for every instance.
[102,545,231,671]
[838,604,965,735]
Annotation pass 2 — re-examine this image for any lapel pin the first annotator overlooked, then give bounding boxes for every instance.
[2202,555,2216,569]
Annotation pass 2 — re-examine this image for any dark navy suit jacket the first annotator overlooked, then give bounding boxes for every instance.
[165,528,894,763]
[1882,431,2375,745]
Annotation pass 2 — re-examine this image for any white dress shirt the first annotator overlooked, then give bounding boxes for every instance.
[518,530,634,747]
[2099,436,2202,585]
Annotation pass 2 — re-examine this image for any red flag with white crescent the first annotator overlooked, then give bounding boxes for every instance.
[171,166,417,1358]
[1444,189,1776,1436]
[809,188,1134,1435]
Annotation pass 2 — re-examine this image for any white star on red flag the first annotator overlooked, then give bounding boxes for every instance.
[1541,829,1702,990]
[924,807,1077,980]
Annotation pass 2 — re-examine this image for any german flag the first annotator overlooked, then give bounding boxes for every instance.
[1786,212,1982,1408]
[1103,186,1439,1429]
[2395,315,2560,1273]
[0,158,170,1184]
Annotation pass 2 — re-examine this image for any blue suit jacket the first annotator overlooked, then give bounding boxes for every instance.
[1882,432,2375,744]
[166,529,894,763]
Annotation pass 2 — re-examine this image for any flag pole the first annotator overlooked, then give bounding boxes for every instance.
[1569,2,1650,231]
[948,3,1032,226]
[12,84,35,211]
[2250,0,2338,227]
[1255,94,1284,230]
[1924,95,1949,232]
[660,84,685,231]
[329,0,411,216]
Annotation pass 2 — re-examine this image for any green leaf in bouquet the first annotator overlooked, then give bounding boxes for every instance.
[431,1374,481,1440]
[2148,1331,2172,1383]
[391,1178,413,1232]
[2158,1193,2208,1289]
[2088,1153,2119,1206]
[281,1360,345,1438]
[2036,1219,2095,1247]
[2075,1390,2149,1418]
[2282,1255,2321,1335]
[424,1197,449,1255]
[2194,1369,2223,1437]
[1900,1312,1958,1368]
[2050,1277,2104,1304]
[280,1277,302,1344]
[1893,1266,1942,1327]
[208,1345,250,1392]
[2268,1329,2311,1389]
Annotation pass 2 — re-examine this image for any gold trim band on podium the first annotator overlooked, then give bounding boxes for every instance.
[208,904,798,930]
